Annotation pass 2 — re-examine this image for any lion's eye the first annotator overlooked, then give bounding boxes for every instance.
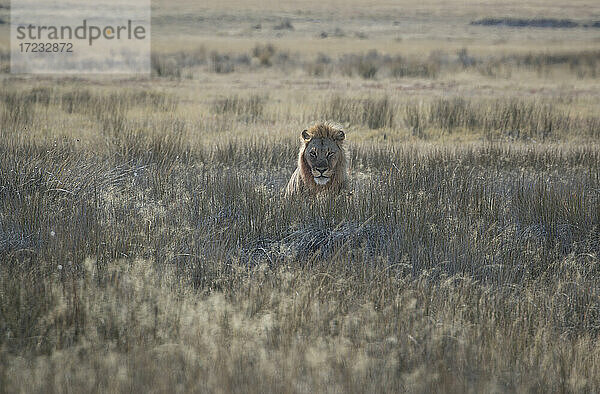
[327,151,335,158]
[309,150,317,157]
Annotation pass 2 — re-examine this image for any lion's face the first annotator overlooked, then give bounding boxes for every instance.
[302,129,345,185]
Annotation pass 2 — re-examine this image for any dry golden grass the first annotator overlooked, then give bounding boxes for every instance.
[1,78,600,392]
[1,0,600,392]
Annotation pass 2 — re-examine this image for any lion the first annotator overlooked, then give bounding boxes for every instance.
[285,122,348,197]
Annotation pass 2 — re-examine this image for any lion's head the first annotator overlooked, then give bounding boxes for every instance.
[285,122,348,197]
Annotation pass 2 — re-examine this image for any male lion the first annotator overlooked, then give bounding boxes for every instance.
[285,122,348,197]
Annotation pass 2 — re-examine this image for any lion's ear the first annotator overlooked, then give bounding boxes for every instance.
[301,129,311,141]
[334,130,345,141]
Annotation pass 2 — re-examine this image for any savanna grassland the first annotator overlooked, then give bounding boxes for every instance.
[2,0,600,392]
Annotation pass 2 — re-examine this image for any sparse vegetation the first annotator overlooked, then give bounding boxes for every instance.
[318,95,394,129]
[273,18,294,31]
[471,17,591,28]
[141,45,600,81]
[315,94,599,139]
[1,0,600,391]
[212,94,267,121]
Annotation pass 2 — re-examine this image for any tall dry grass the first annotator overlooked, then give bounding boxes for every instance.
[1,85,600,391]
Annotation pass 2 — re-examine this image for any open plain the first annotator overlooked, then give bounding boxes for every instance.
[1,0,600,392]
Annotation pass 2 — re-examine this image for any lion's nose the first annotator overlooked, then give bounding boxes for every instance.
[315,166,327,174]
